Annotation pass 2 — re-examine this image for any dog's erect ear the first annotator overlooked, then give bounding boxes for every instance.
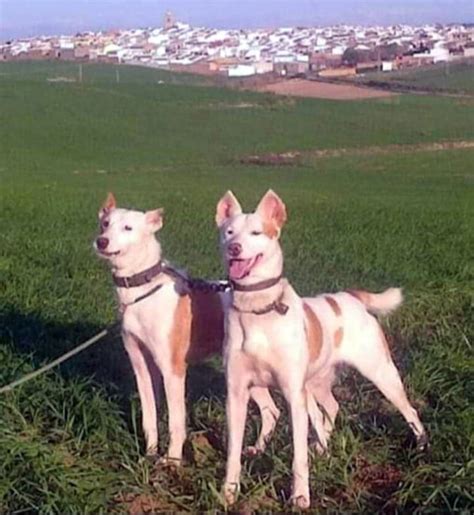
[215,191,242,226]
[145,208,164,232]
[98,192,116,219]
[256,189,287,238]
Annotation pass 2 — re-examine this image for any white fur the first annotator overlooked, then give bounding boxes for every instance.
[95,195,280,462]
[362,287,404,315]
[216,190,426,508]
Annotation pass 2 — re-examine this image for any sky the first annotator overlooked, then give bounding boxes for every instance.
[1,0,472,40]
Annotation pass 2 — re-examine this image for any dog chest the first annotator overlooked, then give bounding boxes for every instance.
[239,314,303,366]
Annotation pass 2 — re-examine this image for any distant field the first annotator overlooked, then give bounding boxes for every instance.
[0,61,473,513]
[256,78,396,99]
[359,60,474,94]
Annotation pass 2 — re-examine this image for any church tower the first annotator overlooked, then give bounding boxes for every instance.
[164,11,176,30]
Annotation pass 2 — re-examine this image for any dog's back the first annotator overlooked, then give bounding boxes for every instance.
[173,290,225,371]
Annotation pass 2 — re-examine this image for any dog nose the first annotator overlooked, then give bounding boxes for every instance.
[96,237,109,250]
[228,242,242,257]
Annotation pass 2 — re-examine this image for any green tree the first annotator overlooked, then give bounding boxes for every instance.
[342,47,359,66]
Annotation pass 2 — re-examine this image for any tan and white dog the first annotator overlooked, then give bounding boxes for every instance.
[94,193,280,463]
[216,189,427,508]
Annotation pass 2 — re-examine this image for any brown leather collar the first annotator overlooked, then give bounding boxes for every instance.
[113,261,164,288]
[232,291,289,316]
[231,274,282,293]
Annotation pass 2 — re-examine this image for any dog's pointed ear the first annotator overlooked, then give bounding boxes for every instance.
[216,191,242,226]
[145,208,164,232]
[99,192,116,219]
[256,189,287,238]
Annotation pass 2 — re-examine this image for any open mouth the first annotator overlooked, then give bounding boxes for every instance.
[228,253,263,280]
[97,249,120,258]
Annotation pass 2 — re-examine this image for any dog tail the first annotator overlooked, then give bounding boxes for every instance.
[347,287,403,316]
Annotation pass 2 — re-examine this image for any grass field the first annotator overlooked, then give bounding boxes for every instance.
[0,61,473,513]
[359,60,474,95]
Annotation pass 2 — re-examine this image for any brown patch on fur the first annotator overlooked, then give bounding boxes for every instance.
[334,327,344,347]
[102,192,116,211]
[170,290,225,377]
[325,296,342,317]
[262,220,279,239]
[303,303,323,362]
[347,289,371,306]
[170,295,192,377]
[257,190,287,234]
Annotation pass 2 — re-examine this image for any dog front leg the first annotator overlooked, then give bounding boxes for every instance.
[162,370,187,464]
[281,381,310,509]
[123,332,160,456]
[223,359,250,506]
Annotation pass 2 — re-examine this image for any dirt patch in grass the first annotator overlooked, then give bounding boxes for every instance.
[240,140,474,166]
[209,102,262,109]
[240,151,303,166]
[255,78,396,100]
[47,76,76,83]
[352,455,403,497]
[115,492,168,514]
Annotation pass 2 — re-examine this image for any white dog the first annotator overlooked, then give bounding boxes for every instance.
[94,193,280,463]
[216,189,427,508]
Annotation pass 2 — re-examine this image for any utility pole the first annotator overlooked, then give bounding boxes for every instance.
[78,63,83,83]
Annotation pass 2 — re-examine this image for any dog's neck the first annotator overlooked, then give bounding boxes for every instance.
[112,238,162,278]
[231,249,285,313]
[110,238,173,304]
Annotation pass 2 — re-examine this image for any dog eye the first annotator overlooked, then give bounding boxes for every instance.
[251,230,262,236]
[124,225,133,231]
[102,220,109,228]
[226,228,234,236]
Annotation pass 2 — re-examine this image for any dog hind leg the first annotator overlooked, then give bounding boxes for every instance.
[308,370,339,445]
[246,386,280,456]
[349,328,427,449]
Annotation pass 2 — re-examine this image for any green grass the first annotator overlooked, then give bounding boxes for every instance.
[0,61,473,513]
[359,60,474,94]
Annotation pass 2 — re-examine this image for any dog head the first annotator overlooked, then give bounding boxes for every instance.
[94,192,164,267]
[215,190,287,282]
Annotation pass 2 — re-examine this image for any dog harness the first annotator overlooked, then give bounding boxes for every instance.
[113,261,232,314]
[230,274,289,316]
[113,262,287,316]
[113,261,164,288]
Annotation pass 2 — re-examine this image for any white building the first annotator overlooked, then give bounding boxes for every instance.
[228,64,255,77]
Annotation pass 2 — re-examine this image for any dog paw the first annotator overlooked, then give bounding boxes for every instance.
[145,448,159,464]
[310,439,328,456]
[291,494,310,509]
[416,433,430,452]
[223,482,239,505]
[244,445,262,458]
[157,455,182,468]
[145,445,158,456]
[314,442,328,456]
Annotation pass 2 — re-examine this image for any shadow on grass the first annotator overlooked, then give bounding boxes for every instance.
[0,306,227,427]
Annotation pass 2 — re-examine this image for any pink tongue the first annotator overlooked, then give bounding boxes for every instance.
[229,259,253,280]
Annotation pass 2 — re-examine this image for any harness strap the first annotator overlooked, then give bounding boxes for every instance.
[232,291,289,316]
[231,274,283,293]
[163,265,232,293]
[120,282,164,314]
[113,261,163,288]
[118,264,232,314]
